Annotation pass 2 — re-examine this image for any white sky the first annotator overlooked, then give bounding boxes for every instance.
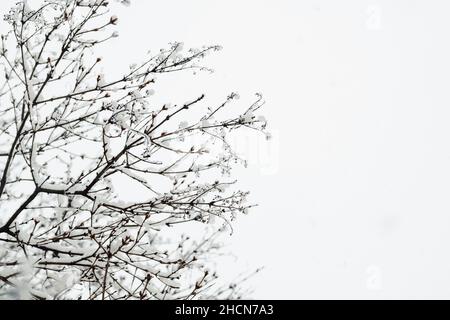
[3,0,450,299]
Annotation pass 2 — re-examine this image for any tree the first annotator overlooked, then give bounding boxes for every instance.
[0,0,268,300]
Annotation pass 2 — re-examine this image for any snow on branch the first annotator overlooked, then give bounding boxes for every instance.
[0,0,268,300]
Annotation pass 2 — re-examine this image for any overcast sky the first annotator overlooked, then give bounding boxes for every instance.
[4,0,450,299]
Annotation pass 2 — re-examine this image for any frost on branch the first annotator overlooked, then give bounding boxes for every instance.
[0,0,268,300]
